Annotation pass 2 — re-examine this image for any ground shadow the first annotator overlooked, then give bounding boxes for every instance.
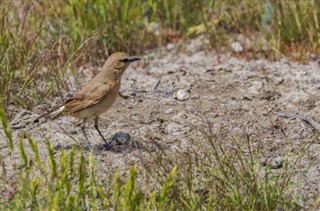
[54,131,146,153]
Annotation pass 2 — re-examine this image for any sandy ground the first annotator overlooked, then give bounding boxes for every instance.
[1,36,320,206]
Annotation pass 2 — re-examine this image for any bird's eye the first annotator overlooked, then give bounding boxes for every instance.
[121,58,130,63]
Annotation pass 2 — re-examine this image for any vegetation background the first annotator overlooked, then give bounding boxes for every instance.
[0,0,319,210]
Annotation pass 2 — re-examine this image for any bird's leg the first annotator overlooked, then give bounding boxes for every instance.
[80,119,92,149]
[94,116,112,148]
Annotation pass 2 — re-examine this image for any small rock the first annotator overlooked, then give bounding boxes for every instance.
[270,156,283,169]
[165,122,190,136]
[231,41,244,53]
[166,43,175,51]
[176,89,190,101]
[165,122,183,135]
[111,132,131,145]
[165,108,174,114]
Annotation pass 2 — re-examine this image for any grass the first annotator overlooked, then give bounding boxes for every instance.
[0,108,313,210]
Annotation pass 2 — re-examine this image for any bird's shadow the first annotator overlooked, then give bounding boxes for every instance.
[54,131,145,153]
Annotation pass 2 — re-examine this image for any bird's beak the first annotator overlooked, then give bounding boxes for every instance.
[128,56,140,63]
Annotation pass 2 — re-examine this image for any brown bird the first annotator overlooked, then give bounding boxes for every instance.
[37,52,140,147]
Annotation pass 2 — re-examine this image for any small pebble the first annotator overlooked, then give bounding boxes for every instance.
[176,89,190,101]
[165,122,183,135]
[270,156,283,169]
[111,132,131,145]
[165,108,174,114]
[231,41,244,53]
[166,43,175,51]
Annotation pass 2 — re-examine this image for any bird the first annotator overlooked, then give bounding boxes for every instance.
[36,52,140,148]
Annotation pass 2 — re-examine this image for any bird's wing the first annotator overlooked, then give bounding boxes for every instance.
[63,82,111,115]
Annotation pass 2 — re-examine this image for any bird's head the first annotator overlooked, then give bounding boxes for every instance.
[104,52,140,79]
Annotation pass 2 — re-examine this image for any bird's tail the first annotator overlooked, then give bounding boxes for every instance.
[34,106,65,122]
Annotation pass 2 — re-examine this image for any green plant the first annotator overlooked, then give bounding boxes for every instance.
[139,131,305,210]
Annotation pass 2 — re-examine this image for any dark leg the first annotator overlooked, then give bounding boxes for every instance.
[81,119,92,148]
[94,116,112,148]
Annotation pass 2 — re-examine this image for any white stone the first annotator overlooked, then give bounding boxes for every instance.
[231,41,244,53]
[176,89,190,101]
